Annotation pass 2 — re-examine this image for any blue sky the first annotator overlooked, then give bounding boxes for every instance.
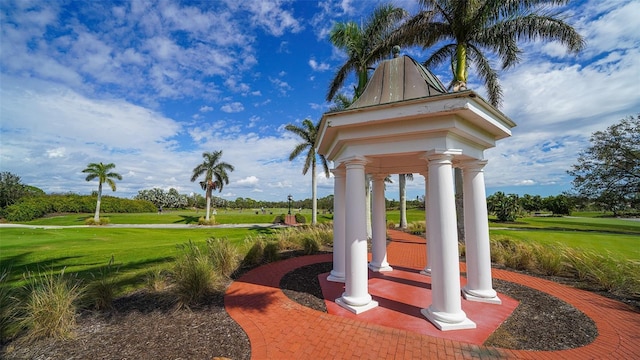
[1,0,638,203]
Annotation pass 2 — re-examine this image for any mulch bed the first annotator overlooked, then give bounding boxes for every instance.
[4,256,637,359]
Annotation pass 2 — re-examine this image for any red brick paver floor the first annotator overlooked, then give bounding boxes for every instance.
[225,229,640,359]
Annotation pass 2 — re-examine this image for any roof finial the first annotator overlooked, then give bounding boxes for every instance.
[392,45,400,58]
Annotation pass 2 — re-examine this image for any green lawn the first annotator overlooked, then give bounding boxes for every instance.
[4,208,639,291]
[0,227,274,291]
[18,209,334,226]
[490,229,640,260]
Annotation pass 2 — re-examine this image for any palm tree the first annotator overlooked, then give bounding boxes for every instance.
[399,173,414,229]
[393,0,585,107]
[326,4,408,102]
[82,162,123,222]
[190,150,234,222]
[285,118,330,225]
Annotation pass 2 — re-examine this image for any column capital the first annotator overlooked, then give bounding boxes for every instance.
[370,173,388,181]
[331,167,346,177]
[421,149,462,162]
[340,155,368,168]
[459,159,488,171]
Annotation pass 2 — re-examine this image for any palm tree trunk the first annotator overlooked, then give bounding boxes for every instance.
[399,174,407,229]
[205,187,212,221]
[454,43,467,90]
[365,176,372,239]
[311,161,318,225]
[94,182,102,222]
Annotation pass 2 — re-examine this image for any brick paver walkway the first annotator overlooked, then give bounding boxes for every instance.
[225,229,640,359]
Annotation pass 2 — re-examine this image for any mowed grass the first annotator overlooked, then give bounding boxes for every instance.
[490,229,640,260]
[18,209,332,226]
[0,227,270,290]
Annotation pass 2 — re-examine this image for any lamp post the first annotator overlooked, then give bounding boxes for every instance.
[287,194,293,215]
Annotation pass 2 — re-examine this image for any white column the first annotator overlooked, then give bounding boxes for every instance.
[461,160,501,304]
[328,167,346,283]
[421,150,476,331]
[336,157,378,314]
[419,171,431,276]
[369,174,392,272]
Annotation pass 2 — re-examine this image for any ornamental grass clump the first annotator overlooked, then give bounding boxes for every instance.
[407,221,426,235]
[242,237,266,267]
[85,256,119,311]
[207,237,240,278]
[172,241,220,307]
[0,268,17,341]
[144,268,171,292]
[20,268,84,340]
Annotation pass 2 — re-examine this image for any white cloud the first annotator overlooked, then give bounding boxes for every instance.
[237,176,260,186]
[199,105,213,112]
[309,58,330,71]
[220,102,245,113]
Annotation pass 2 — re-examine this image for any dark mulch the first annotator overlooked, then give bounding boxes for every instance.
[280,262,599,351]
[3,258,637,359]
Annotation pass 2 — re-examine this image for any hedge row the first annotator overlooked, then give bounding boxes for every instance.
[1,194,156,221]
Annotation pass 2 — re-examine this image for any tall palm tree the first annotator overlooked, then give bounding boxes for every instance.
[190,150,234,222]
[399,173,414,229]
[82,162,122,222]
[393,0,585,107]
[285,118,330,225]
[326,4,408,102]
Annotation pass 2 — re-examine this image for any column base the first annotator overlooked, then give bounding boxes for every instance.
[327,271,345,283]
[462,287,502,304]
[420,267,431,276]
[421,306,476,331]
[368,262,393,272]
[336,297,378,314]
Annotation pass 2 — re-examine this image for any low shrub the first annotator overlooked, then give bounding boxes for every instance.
[198,216,216,225]
[84,217,111,225]
[387,220,396,229]
[20,268,84,340]
[294,213,306,224]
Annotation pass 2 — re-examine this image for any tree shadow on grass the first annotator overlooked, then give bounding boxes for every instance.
[174,215,200,224]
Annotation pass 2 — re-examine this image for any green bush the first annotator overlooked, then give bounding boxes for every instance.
[3,194,156,221]
[20,268,84,340]
[84,217,111,225]
[295,213,306,224]
[198,216,216,225]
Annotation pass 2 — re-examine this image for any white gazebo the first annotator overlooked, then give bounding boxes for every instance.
[316,51,516,331]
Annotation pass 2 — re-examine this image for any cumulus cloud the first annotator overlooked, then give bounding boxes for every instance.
[220,102,245,113]
[309,59,330,71]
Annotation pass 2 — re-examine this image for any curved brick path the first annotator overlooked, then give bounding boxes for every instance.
[225,229,640,359]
